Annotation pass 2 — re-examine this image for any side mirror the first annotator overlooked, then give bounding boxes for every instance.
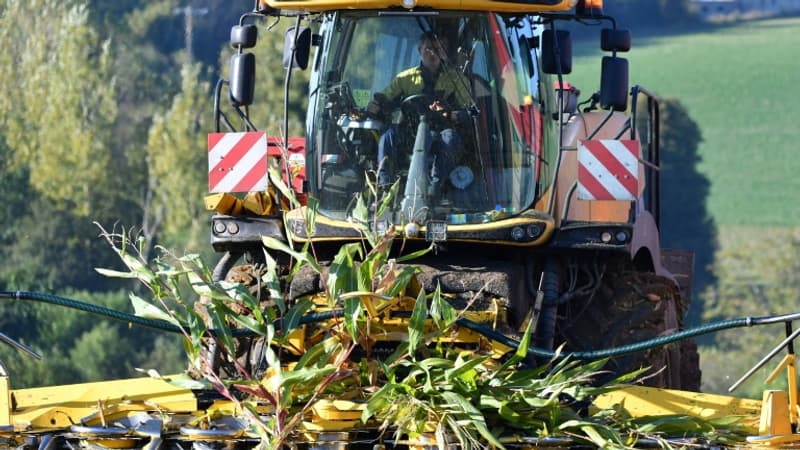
[600,56,629,111]
[541,30,572,75]
[283,26,311,70]
[230,53,255,106]
[601,28,631,52]
[231,25,258,49]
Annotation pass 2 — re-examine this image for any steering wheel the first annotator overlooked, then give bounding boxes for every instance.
[400,94,434,116]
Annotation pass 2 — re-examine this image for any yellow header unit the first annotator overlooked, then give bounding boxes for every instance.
[261,0,576,13]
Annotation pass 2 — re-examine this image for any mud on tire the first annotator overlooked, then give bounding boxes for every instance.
[559,271,701,390]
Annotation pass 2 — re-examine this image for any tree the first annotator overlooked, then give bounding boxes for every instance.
[0,0,118,217]
[0,0,134,292]
[145,63,213,253]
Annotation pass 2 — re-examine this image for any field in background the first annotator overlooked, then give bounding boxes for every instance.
[569,16,800,227]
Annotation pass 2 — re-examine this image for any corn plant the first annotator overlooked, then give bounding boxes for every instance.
[98,167,748,449]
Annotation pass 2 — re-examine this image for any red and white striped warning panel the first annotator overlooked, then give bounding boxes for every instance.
[208,131,268,193]
[577,139,640,201]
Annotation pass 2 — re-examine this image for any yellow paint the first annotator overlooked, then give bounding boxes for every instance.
[204,192,243,215]
[765,353,798,426]
[0,376,10,427]
[757,390,792,436]
[592,385,762,432]
[7,376,196,430]
[286,206,554,246]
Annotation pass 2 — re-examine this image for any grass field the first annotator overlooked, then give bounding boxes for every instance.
[569,16,800,227]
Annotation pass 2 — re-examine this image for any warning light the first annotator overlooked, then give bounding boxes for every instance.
[577,0,603,16]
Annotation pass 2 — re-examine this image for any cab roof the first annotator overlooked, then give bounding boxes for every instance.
[261,0,575,14]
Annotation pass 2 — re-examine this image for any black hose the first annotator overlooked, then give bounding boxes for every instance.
[534,258,559,351]
[1,291,184,334]
[457,316,764,360]
[2,290,799,361]
[0,291,338,338]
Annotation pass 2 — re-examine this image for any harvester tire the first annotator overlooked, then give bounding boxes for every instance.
[561,271,699,390]
[203,253,273,378]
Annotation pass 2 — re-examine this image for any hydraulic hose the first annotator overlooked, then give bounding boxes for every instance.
[455,316,792,360]
[3,290,800,361]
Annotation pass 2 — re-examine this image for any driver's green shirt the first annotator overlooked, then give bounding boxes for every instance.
[383,65,472,109]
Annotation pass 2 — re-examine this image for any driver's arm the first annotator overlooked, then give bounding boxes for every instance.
[369,67,421,114]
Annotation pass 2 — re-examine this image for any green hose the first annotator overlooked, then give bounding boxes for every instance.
[0,291,337,338]
[3,290,799,361]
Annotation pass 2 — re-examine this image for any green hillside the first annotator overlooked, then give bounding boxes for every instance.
[570,17,800,227]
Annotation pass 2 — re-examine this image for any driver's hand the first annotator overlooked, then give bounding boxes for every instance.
[428,100,446,112]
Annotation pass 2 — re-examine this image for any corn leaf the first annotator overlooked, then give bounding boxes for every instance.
[408,289,427,355]
[207,301,236,355]
[262,235,321,274]
[344,297,362,341]
[129,293,182,326]
[441,391,504,449]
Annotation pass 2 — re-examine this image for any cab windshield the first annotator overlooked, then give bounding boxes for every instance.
[307,11,542,225]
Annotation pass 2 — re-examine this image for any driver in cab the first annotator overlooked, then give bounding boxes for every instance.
[367,32,472,187]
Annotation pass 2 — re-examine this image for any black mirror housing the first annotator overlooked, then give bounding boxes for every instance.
[231,25,258,49]
[600,56,629,111]
[601,28,631,52]
[283,26,312,70]
[541,30,572,75]
[230,53,255,106]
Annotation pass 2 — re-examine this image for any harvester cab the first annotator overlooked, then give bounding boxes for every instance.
[207,0,699,390]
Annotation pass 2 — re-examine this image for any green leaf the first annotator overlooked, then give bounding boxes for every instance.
[395,243,433,263]
[281,365,337,393]
[262,235,321,274]
[164,373,213,390]
[282,298,314,335]
[376,180,401,218]
[430,284,456,329]
[384,265,418,298]
[187,269,213,297]
[129,293,181,326]
[263,251,286,314]
[305,196,319,237]
[362,383,396,422]
[441,391,505,449]
[358,259,373,292]
[207,301,236,356]
[351,194,369,226]
[295,336,341,370]
[227,309,267,336]
[269,163,300,209]
[95,267,139,279]
[498,401,522,423]
[444,356,488,384]
[179,253,210,275]
[493,314,535,377]
[328,242,362,303]
[121,253,157,286]
[344,297,362,341]
[408,289,428,355]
